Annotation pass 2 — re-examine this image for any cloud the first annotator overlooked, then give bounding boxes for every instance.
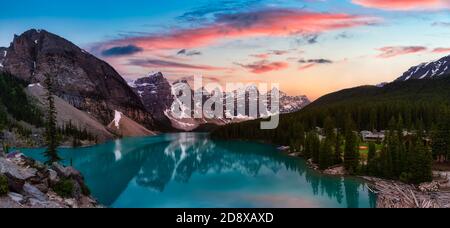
[101,45,143,56]
[271,50,289,55]
[235,60,289,74]
[177,49,202,56]
[432,22,450,27]
[128,59,227,71]
[296,34,320,45]
[432,47,450,53]
[251,50,289,59]
[376,46,427,58]
[299,58,333,64]
[298,58,333,71]
[298,63,317,71]
[96,9,378,53]
[177,0,264,22]
[352,0,449,11]
[335,32,353,40]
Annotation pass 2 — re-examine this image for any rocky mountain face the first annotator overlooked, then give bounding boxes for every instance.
[275,90,310,114]
[0,29,153,128]
[0,47,6,68]
[396,55,450,81]
[129,72,173,129]
[131,72,310,131]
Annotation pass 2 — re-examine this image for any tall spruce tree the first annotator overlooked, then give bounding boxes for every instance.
[344,117,359,174]
[334,132,343,164]
[312,132,321,164]
[344,131,359,174]
[431,113,450,163]
[43,74,61,164]
[367,142,376,175]
[319,138,333,169]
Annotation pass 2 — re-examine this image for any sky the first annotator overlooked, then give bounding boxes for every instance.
[0,0,449,100]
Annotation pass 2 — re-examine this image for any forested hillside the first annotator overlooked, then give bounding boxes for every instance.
[212,76,450,145]
[212,77,450,183]
[0,72,44,135]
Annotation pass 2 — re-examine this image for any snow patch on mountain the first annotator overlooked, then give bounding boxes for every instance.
[396,55,450,81]
[113,110,122,129]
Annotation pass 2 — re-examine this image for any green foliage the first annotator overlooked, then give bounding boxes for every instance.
[43,74,61,164]
[431,112,450,163]
[344,131,359,174]
[334,133,343,165]
[0,174,8,196]
[366,142,377,175]
[53,179,75,198]
[58,121,97,147]
[2,143,10,154]
[0,73,44,139]
[0,73,44,128]
[310,132,321,163]
[211,77,445,184]
[319,138,333,170]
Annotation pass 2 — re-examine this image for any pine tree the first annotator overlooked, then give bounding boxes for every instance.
[411,127,433,184]
[410,138,433,184]
[334,132,343,164]
[323,116,335,140]
[304,132,313,159]
[344,117,359,174]
[431,113,450,163]
[367,142,376,175]
[344,131,359,174]
[319,138,333,170]
[311,132,321,164]
[43,74,61,164]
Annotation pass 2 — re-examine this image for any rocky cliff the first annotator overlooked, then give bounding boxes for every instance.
[0,29,154,128]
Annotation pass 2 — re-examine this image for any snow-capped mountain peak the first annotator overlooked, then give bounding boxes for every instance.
[396,55,450,81]
[131,72,311,131]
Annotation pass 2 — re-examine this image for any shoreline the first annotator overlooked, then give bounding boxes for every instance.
[283,150,450,208]
[0,151,101,208]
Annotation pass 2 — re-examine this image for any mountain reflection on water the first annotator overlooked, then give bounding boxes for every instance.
[20,133,376,208]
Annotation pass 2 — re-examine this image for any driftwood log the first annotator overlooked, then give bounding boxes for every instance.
[362,177,450,208]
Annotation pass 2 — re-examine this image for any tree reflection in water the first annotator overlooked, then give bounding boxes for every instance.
[21,133,374,207]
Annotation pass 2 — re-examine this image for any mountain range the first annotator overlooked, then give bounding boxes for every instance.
[129,72,310,131]
[396,55,450,81]
[0,29,310,144]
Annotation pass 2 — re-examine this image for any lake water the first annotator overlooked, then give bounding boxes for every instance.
[20,133,376,208]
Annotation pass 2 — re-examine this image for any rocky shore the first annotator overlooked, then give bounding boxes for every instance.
[0,149,100,208]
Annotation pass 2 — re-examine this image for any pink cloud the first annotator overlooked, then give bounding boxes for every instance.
[96,9,378,52]
[236,60,289,74]
[129,59,228,71]
[251,50,290,59]
[352,0,449,10]
[251,53,271,59]
[432,47,450,53]
[376,46,427,58]
[298,63,316,71]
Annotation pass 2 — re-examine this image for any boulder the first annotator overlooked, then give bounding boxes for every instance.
[28,198,63,208]
[52,163,83,183]
[48,169,60,185]
[23,183,48,202]
[7,192,24,204]
[0,157,35,192]
[34,181,50,194]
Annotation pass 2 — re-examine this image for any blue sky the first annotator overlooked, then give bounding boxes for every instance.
[1,0,449,99]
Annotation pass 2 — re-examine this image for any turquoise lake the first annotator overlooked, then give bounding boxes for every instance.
[19,133,376,208]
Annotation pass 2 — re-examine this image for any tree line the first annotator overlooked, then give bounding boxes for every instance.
[212,78,450,183]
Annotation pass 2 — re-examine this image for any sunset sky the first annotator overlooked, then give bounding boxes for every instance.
[1,0,449,100]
